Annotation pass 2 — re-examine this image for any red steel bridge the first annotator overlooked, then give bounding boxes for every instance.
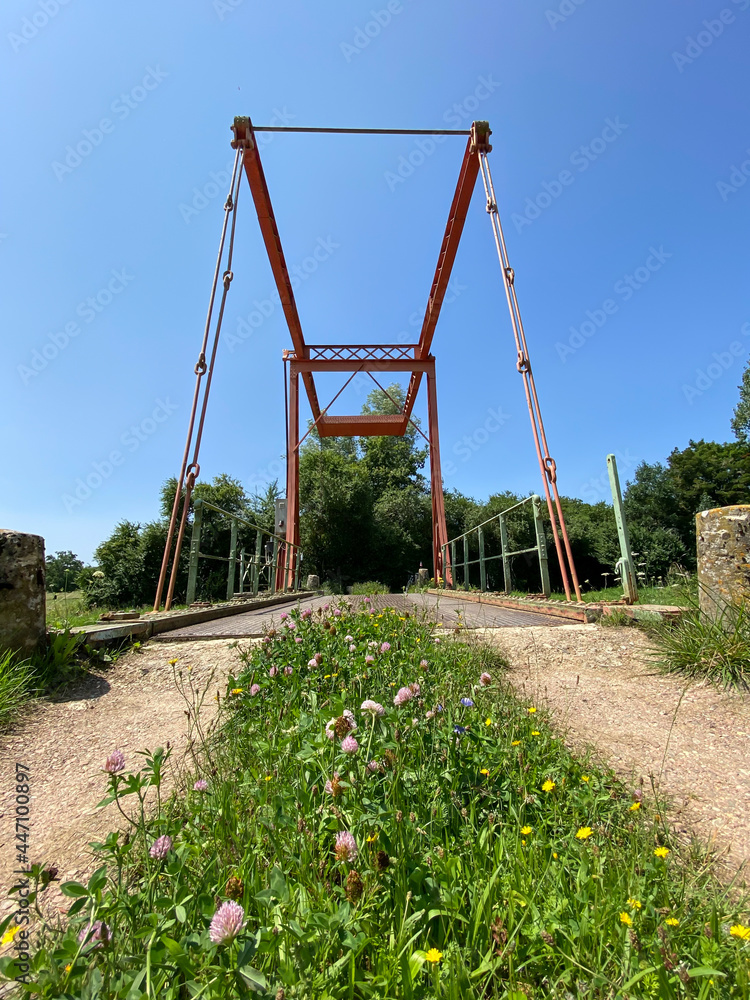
[153,118,582,611]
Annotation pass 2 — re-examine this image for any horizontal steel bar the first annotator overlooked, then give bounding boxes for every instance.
[505,546,541,558]
[198,552,229,563]
[194,499,302,550]
[250,126,471,135]
[291,358,434,373]
[445,495,538,547]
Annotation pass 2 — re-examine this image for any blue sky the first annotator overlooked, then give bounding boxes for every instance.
[2,0,749,562]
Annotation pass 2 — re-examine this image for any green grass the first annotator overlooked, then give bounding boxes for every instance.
[648,601,750,690]
[11,603,750,998]
[350,581,391,595]
[46,594,189,630]
[507,580,697,607]
[0,631,91,729]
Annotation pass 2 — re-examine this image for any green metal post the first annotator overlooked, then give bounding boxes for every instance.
[186,500,203,606]
[226,518,238,601]
[463,536,469,591]
[478,526,487,592]
[532,495,551,597]
[238,548,245,595]
[450,541,457,590]
[252,531,262,596]
[499,514,511,594]
[607,453,638,604]
[271,535,279,595]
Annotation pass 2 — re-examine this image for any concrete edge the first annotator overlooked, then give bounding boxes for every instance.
[427,589,684,624]
[57,592,316,647]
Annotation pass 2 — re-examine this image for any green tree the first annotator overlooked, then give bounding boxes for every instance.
[45,551,84,592]
[359,384,428,494]
[731,358,750,443]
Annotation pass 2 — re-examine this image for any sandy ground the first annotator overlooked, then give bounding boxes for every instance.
[482,623,750,884]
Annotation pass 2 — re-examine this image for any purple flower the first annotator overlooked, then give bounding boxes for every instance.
[104,750,125,773]
[345,635,354,642]
[480,672,491,686]
[367,640,378,649]
[333,608,342,617]
[334,830,358,862]
[380,642,391,653]
[360,699,385,716]
[193,779,208,792]
[284,665,293,675]
[294,636,303,643]
[460,697,474,708]
[419,659,429,669]
[325,718,336,740]
[269,666,279,677]
[343,709,358,731]
[301,608,312,619]
[434,637,441,645]
[285,619,296,630]
[209,901,245,945]
[78,920,110,948]
[425,710,435,720]
[365,655,375,664]
[393,686,413,707]
[280,612,288,621]
[324,771,340,795]
[149,835,173,860]
[409,681,421,696]
[341,734,359,754]
[349,643,356,652]
[263,636,273,644]
[454,725,467,735]
[308,658,318,668]
[250,683,261,696]
[364,597,372,603]
[366,759,380,773]
[324,603,330,611]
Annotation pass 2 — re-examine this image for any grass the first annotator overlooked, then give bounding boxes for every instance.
[9,603,750,998]
[0,631,93,729]
[648,600,750,691]
[350,582,391,595]
[46,594,189,630]
[505,580,698,607]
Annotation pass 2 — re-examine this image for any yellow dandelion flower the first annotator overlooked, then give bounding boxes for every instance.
[531,730,540,736]
[654,846,670,858]
[521,825,532,835]
[521,839,527,846]
[576,827,593,840]
[552,852,558,859]
[485,718,492,726]
[665,918,679,927]
[542,779,555,792]
[581,775,590,783]
[65,963,72,973]
[168,658,179,666]
[629,801,641,811]
[729,924,750,940]
[511,739,521,746]
[230,688,244,695]
[264,775,272,781]
[619,912,632,926]
[424,947,442,963]
[480,768,490,776]
[528,707,537,714]
[627,898,642,910]
[324,674,331,679]
[332,672,339,677]
[366,832,378,843]
[1,925,21,945]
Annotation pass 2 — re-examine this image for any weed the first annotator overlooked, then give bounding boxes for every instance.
[649,600,750,690]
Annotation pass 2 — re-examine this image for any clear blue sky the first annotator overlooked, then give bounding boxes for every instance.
[2,0,749,562]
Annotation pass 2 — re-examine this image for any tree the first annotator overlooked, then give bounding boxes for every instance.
[359,384,428,494]
[45,551,84,592]
[731,358,750,442]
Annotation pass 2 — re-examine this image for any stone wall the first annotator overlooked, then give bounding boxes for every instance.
[0,530,46,656]
[696,505,750,619]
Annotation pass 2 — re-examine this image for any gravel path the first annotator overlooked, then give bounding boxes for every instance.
[482,623,750,884]
[0,639,247,922]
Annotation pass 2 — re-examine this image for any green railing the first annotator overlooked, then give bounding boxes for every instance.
[442,495,550,596]
[186,499,303,605]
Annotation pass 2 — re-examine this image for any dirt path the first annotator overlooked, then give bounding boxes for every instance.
[482,623,750,884]
[0,639,246,922]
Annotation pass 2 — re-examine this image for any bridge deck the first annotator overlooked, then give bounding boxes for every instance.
[155,593,564,640]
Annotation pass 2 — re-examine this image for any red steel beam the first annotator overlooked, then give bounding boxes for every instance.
[231,117,321,420]
[291,358,434,374]
[317,414,409,438]
[403,121,491,421]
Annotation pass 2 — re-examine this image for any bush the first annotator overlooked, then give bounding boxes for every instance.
[350,581,390,595]
[649,600,750,690]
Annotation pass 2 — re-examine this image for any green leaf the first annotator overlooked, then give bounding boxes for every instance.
[237,965,268,992]
[174,904,187,923]
[269,866,289,902]
[87,866,107,893]
[60,881,88,897]
[616,967,657,993]
[687,966,726,979]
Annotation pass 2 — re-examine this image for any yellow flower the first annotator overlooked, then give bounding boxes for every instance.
[654,846,670,858]
[627,898,642,910]
[730,924,750,940]
[619,912,633,926]
[324,674,331,679]
[528,707,537,714]
[542,779,555,793]
[168,658,179,666]
[511,740,521,746]
[424,947,443,963]
[531,731,540,736]
[366,832,378,843]
[480,768,490,776]
[629,802,641,811]
[665,918,679,927]
[332,673,339,678]
[1,925,21,945]
[581,776,590,783]
[576,827,593,840]
[230,688,243,695]
[521,825,532,835]
[521,839,527,846]
[264,775,272,781]
[436,622,443,627]
[552,852,558,859]
[485,718,492,726]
